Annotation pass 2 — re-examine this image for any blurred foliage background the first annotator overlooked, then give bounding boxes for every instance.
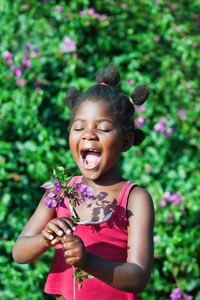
[0,0,200,299]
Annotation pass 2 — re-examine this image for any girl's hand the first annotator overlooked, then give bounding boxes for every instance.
[41,217,77,248]
[62,234,86,267]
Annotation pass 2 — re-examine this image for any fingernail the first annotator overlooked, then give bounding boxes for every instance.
[58,230,63,236]
[49,235,53,240]
[72,226,76,231]
[66,229,71,235]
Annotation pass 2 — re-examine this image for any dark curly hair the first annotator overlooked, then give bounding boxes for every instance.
[65,64,150,146]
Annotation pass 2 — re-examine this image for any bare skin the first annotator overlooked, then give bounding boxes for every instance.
[12,99,154,297]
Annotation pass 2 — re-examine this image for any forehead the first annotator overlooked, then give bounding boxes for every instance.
[74,99,113,120]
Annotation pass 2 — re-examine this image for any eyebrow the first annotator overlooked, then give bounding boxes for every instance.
[74,118,115,124]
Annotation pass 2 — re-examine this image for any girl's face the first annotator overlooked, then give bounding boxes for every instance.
[69,99,128,181]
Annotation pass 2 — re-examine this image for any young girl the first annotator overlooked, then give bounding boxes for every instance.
[12,64,154,300]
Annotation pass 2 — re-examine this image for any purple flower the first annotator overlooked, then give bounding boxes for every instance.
[11,65,22,77]
[183,293,193,300]
[70,183,94,205]
[79,10,86,16]
[41,179,62,208]
[145,164,153,172]
[178,110,186,121]
[170,287,182,300]
[164,127,174,137]
[127,79,135,85]
[135,105,146,113]
[2,50,12,60]
[22,58,31,69]
[54,6,64,12]
[135,116,146,127]
[162,191,184,206]
[16,79,26,87]
[88,8,96,15]
[154,235,161,243]
[154,121,165,132]
[61,37,76,53]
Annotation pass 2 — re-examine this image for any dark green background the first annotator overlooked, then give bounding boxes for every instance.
[0,0,199,299]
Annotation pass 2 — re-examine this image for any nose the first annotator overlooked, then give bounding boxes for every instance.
[82,128,98,140]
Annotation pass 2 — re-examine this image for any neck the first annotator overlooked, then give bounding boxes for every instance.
[81,167,124,188]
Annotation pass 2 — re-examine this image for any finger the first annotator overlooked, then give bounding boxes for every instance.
[46,221,65,237]
[51,236,62,246]
[41,229,54,241]
[51,218,76,235]
[62,234,78,244]
[61,218,77,231]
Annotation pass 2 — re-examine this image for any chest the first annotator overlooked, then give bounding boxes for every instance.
[72,185,124,223]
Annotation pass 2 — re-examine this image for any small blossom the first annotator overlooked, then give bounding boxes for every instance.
[11,65,22,77]
[2,50,12,60]
[135,116,146,127]
[164,127,174,137]
[127,79,135,85]
[170,287,182,300]
[22,58,31,69]
[88,8,96,15]
[154,36,160,43]
[154,235,161,243]
[70,183,94,206]
[16,79,26,87]
[175,27,181,32]
[171,4,177,11]
[79,10,86,16]
[178,110,186,121]
[61,37,76,53]
[183,293,193,300]
[154,122,165,132]
[135,105,146,113]
[145,165,153,172]
[54,6,64,12]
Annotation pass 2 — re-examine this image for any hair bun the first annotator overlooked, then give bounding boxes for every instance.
[131,85,150,105]
[65,87,81,109]
[96,64,120,86]
[133,128,145,145]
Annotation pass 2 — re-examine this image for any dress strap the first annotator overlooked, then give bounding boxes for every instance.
[117,181,138,210]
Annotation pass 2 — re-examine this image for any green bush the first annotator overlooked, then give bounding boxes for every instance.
[0,0,199,299]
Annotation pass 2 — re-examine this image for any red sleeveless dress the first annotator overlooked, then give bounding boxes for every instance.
[44,176,139,300]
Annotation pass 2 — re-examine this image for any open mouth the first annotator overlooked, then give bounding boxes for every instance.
[81,149,101,169]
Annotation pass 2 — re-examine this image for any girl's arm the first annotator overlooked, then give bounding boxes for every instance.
[12,193,77,264]
[62,186,154,293]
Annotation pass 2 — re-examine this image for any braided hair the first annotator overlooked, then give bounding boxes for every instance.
[66,64,150,146]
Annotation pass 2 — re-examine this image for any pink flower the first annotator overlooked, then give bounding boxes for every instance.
[164,127,174,137]
[135,116,146,127]
[183,293,193,300]
[154,122,165,132]
[22,58,31,69]
[16,79,26,87]
[154,36,160,43]
[11,65,22,77]
[145,165,153,172]
[154,236,161,243]
[70,183,94,205]
[79,10,86,16]
[2,50,12,60]
[54,6,64,12]
[127,79,135,85]
[170,287,182,300]
[135,105,146,113]
[175,27,181,32]
[88,8,96,15]
[178,110,186,121]
[61,37,76,53]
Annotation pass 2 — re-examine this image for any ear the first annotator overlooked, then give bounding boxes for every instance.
[121,132,134,152]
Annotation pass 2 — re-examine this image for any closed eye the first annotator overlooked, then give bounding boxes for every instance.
[97,128,112,132]
[74,128,84,131]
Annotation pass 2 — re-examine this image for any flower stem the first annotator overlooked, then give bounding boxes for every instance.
[73,266,76,300]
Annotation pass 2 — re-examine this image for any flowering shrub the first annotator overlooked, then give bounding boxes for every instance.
[0,0,199,299]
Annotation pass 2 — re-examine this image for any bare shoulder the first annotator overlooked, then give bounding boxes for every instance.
[128,186,154,212]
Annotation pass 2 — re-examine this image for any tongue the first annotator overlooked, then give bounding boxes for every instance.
[85,152,101,168]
